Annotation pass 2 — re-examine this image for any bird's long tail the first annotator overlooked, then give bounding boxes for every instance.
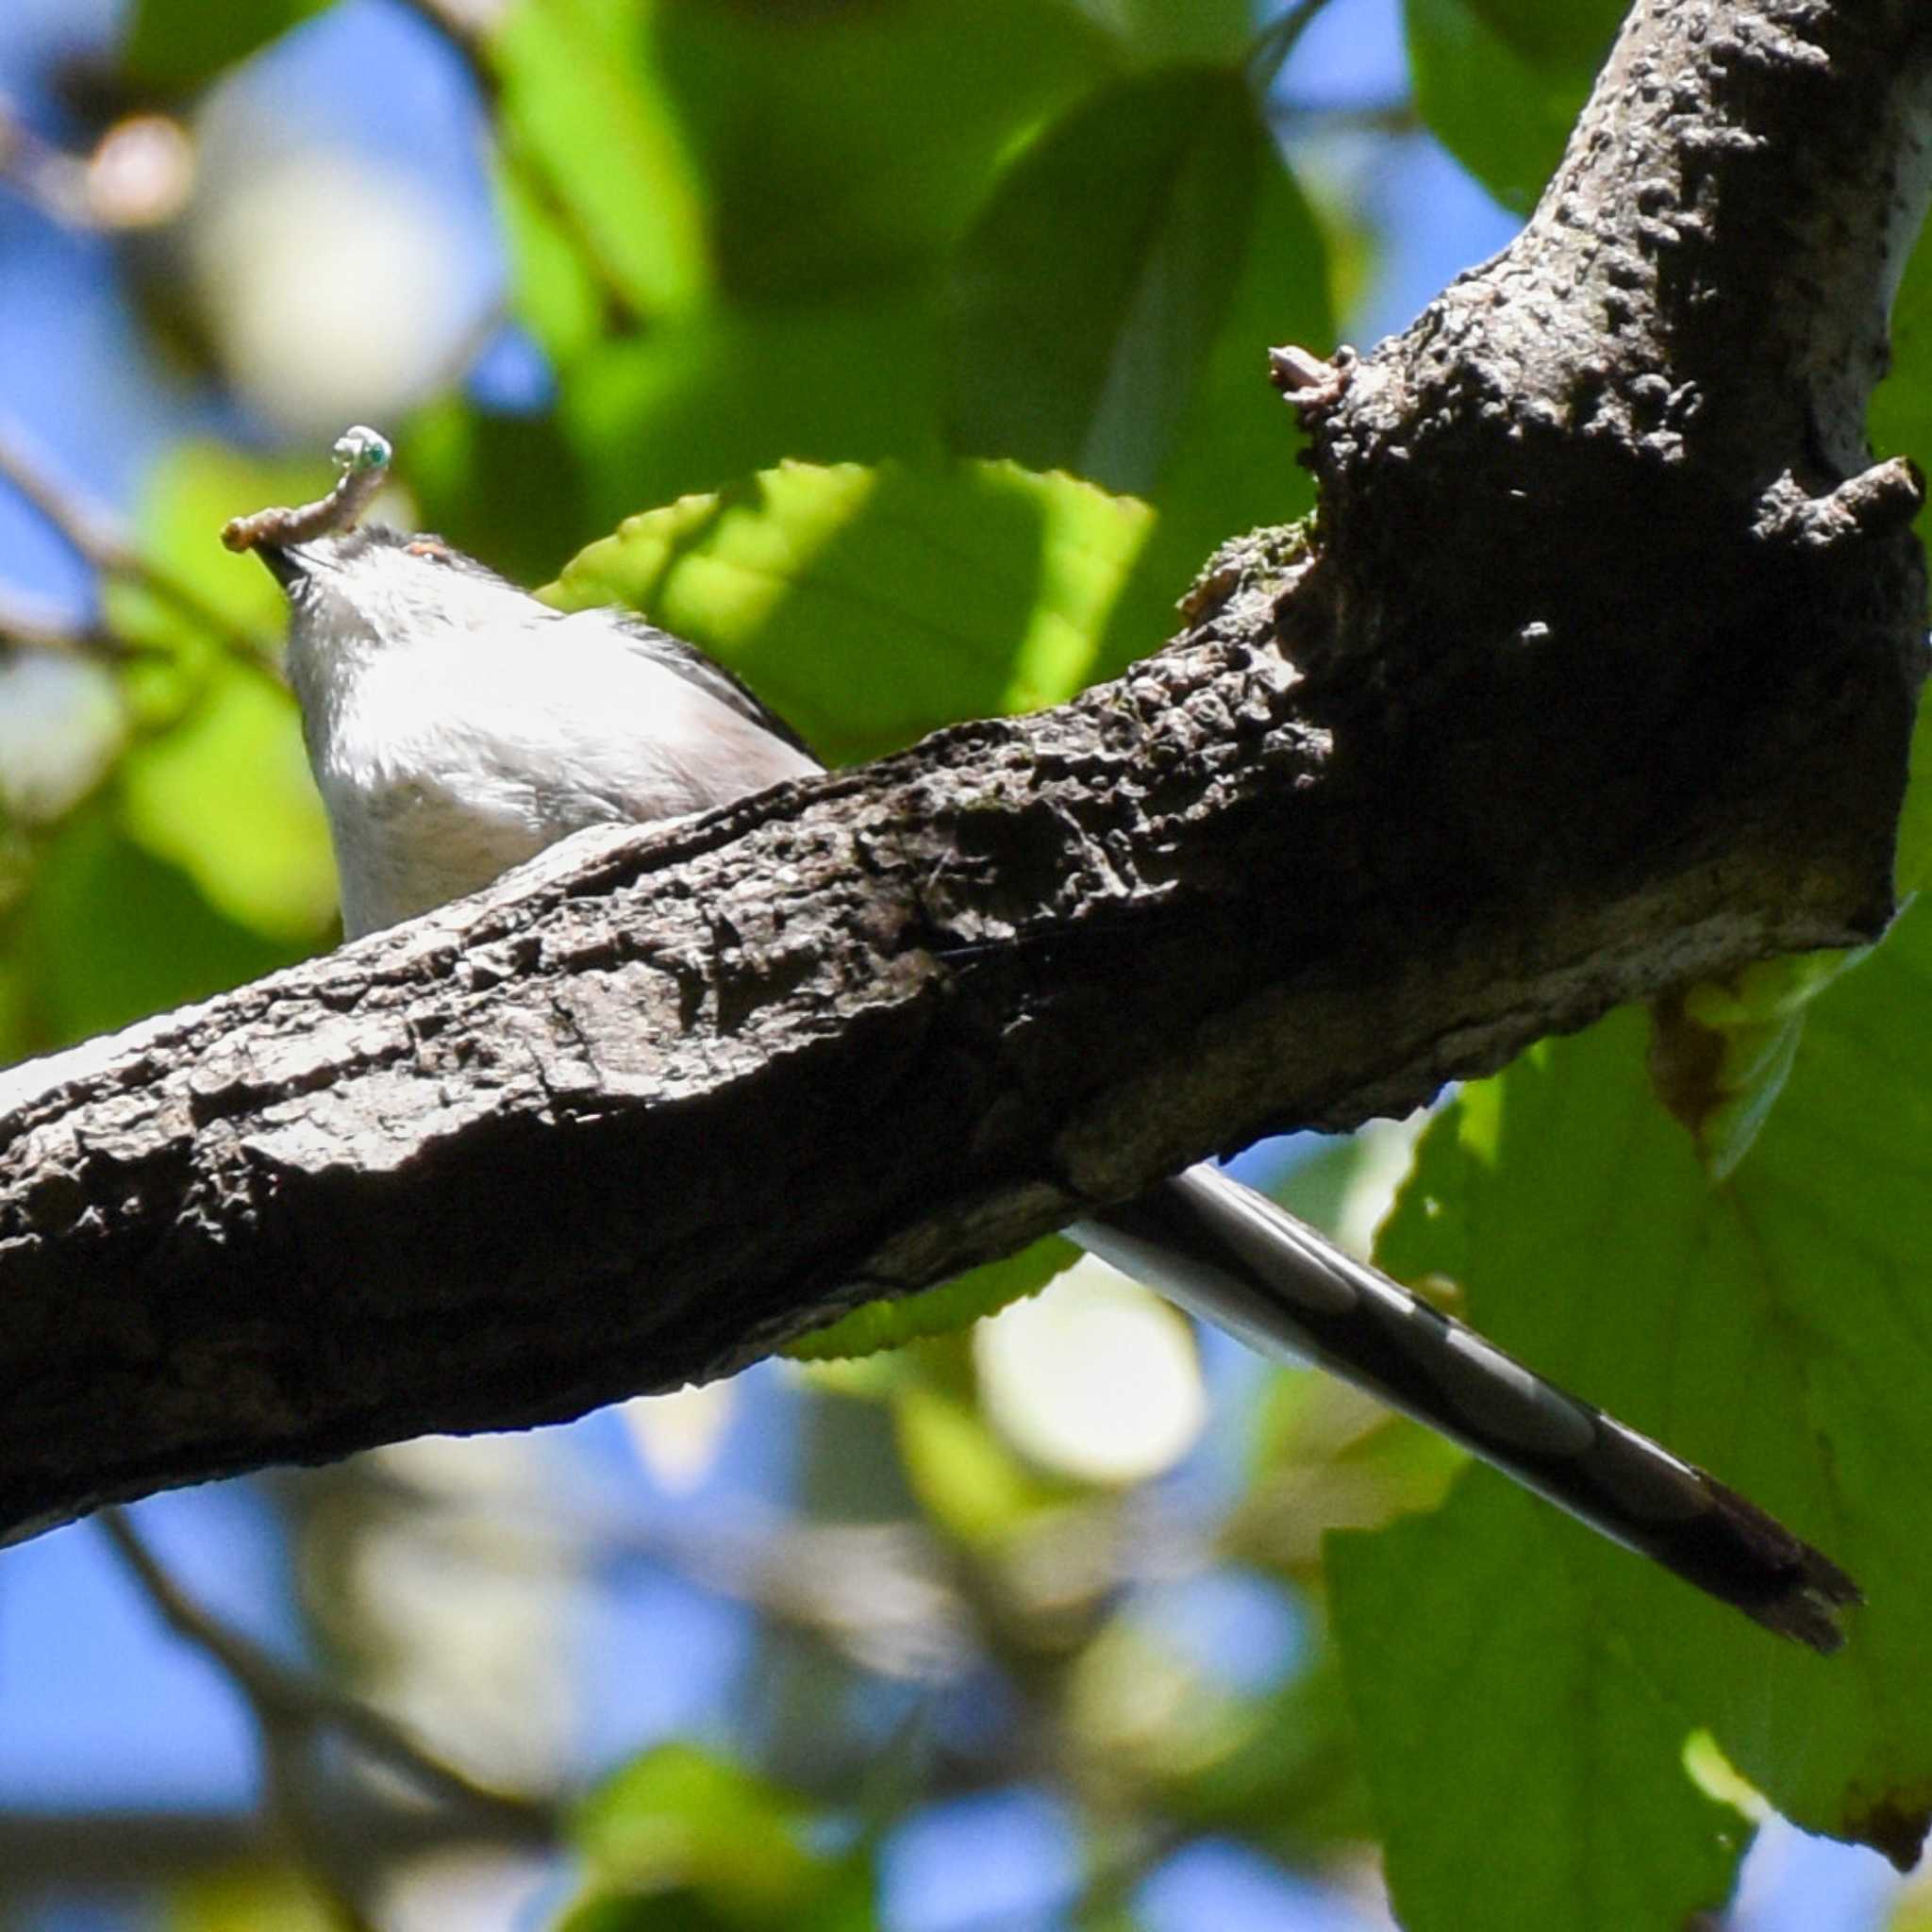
[1072,1165,1858,1653]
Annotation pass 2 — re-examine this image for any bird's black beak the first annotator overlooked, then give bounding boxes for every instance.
[256,542,312,592]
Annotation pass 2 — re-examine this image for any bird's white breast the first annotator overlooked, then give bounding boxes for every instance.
[310,620,818,938]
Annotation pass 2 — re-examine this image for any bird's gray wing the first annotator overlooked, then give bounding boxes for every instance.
[604,610,816,758]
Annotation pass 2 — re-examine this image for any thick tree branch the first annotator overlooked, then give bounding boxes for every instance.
[0,0,1928,1541]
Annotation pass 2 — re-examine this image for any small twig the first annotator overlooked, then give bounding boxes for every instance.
[357,1470,977,1680]
[0,425,129,565]
[0,99,93,226]
[0,423,277,671]
[0,584,153,662]
[1271,94,1423,138]
[97,1508,558,1840]
[0,99,194,232]
[1245,0,1341,92]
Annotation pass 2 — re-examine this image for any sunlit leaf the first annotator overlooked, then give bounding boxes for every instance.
[893,1340,1078,1545]
[786,1239,1077,1362]
[564,1743,870,1930]
[107,443,336,940]
[492,145,608,364]
[104,441,308,721]
[545,458,1166,763]
[118,658,336,941]
[577,1743,814,1886]
[487,0,711,317]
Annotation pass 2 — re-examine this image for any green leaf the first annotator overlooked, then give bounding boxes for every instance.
[647,0,1114,303]
[491,146,609,364]
[942,59,1327,642]
[565,1744,869,1931]
[1105,151,1329,658]
[104,441,308,718]
[407,401,596,592]
[946,65,1273,496]
[545,459,1166,763]
[1162,1635,1377,1863]
[1896,681,1932,899]
[8,803,305,1051]
[162,1862,342,1932]
[785,1238,1078,1362]
[1870,221,1932,567]
[1329,1480,1751,1932]
[1153,142,1332,515]
[1058,0,1255,64]
[1660,950,1869,1182]
[554,290,950,536]
[577,1744,813,1881]
[1341,922,1932,1872]
[555,1893,735,1932]
[118,658,337,942]
[488,0,1110,323]
[1459,0,1626,70]
[122,0,327,88]
[102,442,337,940]
[1404,0,1616,215]
[893,1370,1074,1544]
[0,943,32,1069]
[487,0,712,317]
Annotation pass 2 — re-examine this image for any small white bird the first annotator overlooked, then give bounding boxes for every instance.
[232,430,1858,1652]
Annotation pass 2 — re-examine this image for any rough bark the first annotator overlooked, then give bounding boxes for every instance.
[1,0,1928,1541]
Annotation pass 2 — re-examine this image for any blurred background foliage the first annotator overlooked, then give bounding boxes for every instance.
[1,1,1930,1929]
